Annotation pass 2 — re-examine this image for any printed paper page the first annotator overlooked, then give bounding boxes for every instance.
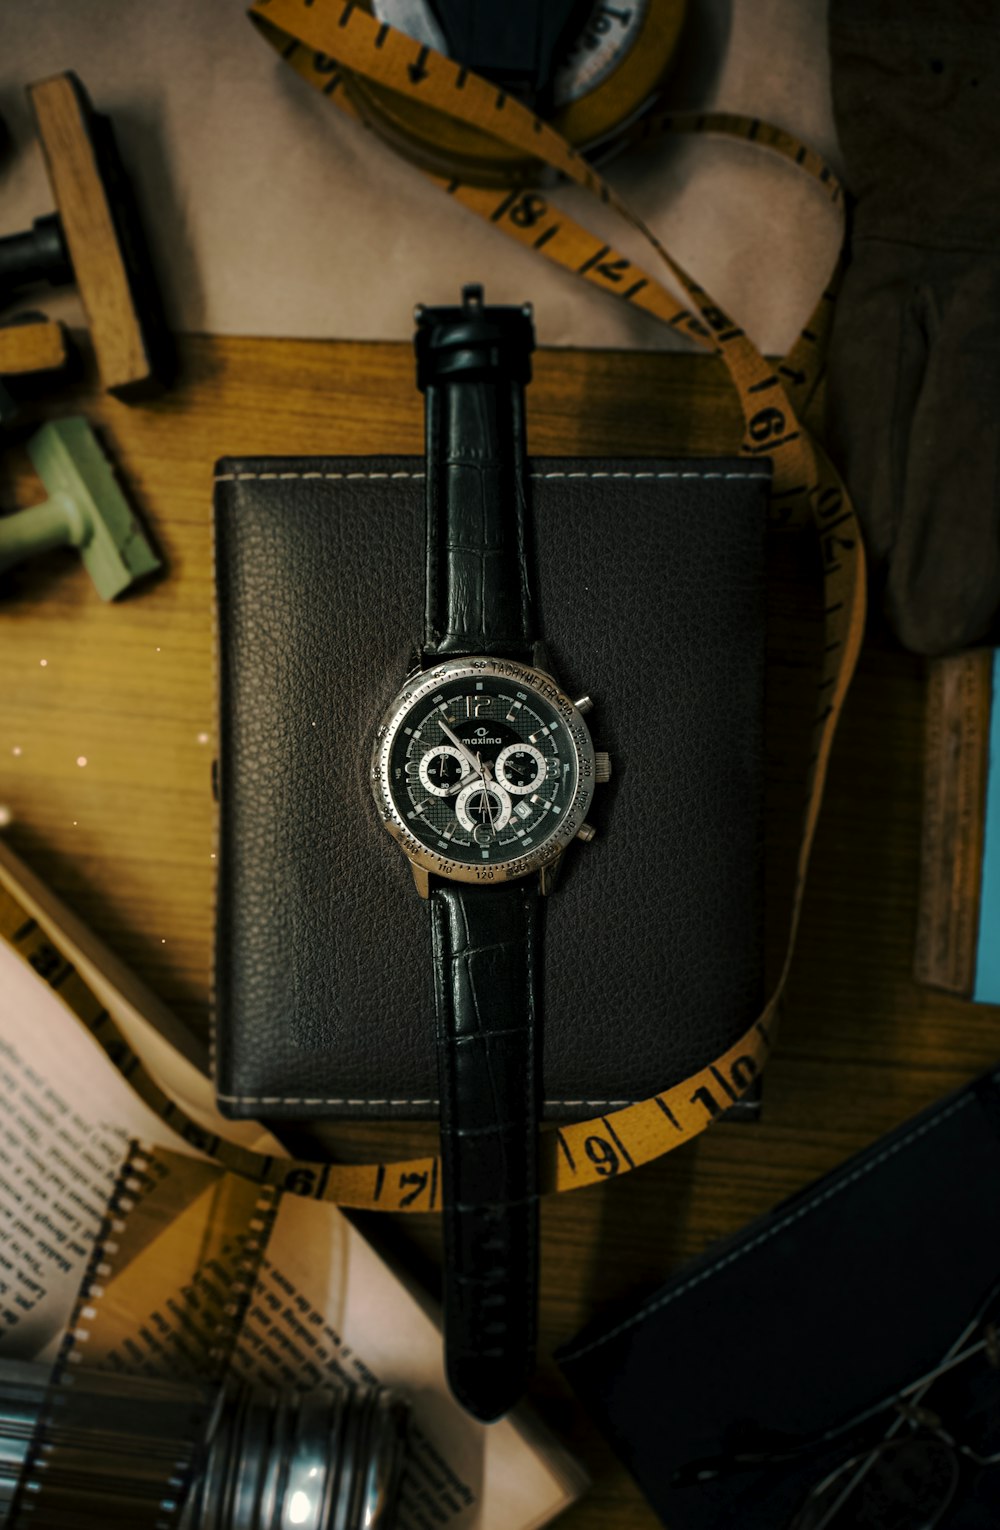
[0,940,191,1358]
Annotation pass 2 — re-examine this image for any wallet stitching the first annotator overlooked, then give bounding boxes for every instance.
[558,1088,984,1362]
[213,471,771,483]
[209,493,223,1092]
[214,470,428,482]
[214,1092,641,1106]
[524,882,539,1353]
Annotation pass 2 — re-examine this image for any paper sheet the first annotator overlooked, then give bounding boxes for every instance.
[0,0,840,354]
[0,940,192,1358]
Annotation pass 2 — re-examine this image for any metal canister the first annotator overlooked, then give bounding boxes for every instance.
[0,1360,410,1529]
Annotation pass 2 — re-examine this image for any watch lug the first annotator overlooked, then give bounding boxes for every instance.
[410,862,431,899]
[538,854,564,897]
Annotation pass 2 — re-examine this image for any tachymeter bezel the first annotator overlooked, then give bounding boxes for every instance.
[371,657,597,885]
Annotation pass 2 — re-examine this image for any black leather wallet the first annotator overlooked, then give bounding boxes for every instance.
[212,454,769,1123]
[557,1067,1000,1528]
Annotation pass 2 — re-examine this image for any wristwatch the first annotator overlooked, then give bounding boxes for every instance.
[370,285,610,1420]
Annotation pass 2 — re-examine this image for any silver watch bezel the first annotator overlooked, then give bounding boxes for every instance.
[371,656,597,887]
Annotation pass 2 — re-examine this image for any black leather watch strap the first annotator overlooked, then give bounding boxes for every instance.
[430,880,542,1422]
[416,284,536,663]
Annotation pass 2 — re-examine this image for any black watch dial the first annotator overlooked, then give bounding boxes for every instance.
[392,679,573,863]
[372,659,596,882]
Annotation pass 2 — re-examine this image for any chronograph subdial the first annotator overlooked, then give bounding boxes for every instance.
[418,744,469,797]
[495,743,546,796]
[455,776,513,836]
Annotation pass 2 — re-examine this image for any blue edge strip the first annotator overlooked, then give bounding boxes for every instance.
[973,649,1000,1003]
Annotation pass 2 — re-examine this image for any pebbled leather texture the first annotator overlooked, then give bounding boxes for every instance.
[431,881,541,1420]
[213,455,769,1122]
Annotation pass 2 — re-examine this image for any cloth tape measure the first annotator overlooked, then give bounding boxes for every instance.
[0,0,866,1215]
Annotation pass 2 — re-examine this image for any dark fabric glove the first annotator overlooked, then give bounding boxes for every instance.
[826,0,1000,655]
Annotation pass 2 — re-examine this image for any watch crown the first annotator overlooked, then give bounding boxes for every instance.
[576,822,597,843]
[595,751,612,784]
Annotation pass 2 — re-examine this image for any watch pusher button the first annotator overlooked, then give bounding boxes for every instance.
[595,752,612,783]
[576,823,597,843]
[574,695,594,715]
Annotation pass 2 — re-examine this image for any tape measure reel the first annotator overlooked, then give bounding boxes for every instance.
[345,0,687,184]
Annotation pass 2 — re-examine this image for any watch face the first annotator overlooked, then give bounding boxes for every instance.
[372,658,597,885]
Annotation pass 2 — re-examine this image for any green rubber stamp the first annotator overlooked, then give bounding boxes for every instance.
[0,417,160,600]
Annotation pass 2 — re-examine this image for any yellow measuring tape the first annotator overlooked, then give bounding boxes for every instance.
[0,2,866,1214]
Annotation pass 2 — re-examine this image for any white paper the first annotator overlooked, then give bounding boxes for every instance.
[0,940,191,1357]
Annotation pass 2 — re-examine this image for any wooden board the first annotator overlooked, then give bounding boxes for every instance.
[0,319,68,376]
[915,649,993,994]
[29,73,167,398]
[1,334,999,1529]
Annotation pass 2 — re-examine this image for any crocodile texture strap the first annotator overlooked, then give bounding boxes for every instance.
[417,284,536,663]
[430,880,542,1422]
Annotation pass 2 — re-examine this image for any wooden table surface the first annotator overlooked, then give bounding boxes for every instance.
[2,334,997,1529]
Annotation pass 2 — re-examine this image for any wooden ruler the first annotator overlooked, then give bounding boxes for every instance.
[915,650,994,996]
